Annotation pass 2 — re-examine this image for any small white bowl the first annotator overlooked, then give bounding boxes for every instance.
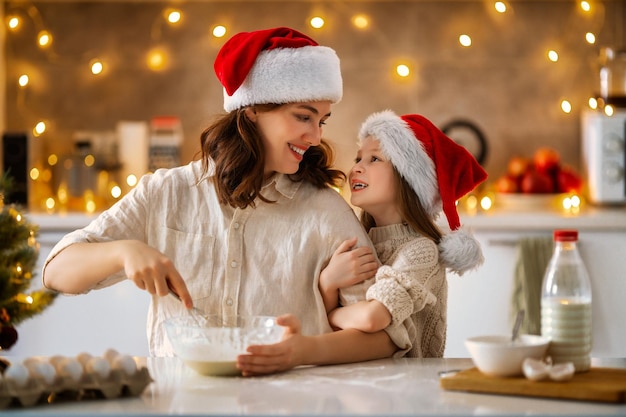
[465,334,550,377]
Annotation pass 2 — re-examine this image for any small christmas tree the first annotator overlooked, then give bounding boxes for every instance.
[0,173,57,351]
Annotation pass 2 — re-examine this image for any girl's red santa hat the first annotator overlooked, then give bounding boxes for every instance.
[214,27,343,112]
[358,110,488,275]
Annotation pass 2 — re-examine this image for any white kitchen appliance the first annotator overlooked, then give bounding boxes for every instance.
[581,109,626,204]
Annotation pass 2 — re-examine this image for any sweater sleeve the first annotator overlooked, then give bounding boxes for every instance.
[366,238,439,327]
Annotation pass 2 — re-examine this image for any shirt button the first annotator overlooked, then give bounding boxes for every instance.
[226,298,233,306]
[230,260,238,268]
[233,222,240,230]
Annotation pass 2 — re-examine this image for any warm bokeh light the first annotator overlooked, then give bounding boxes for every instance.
[480,195,493,211]
[465,194,479,213]
[48,154,58,166]
[561,100,572,113]
[8,16,20,30]
[111,185,122,199]
[38,30,52,47]
[45,197,56,210]
[548,50,559,62]
[147,48,167,71]
[84,154,96,167]
[459,34,472,47]
[166,9,182,24]
[29,168,40,180]
[126,174,138,187]
[33,121,46,136]
[352,14,369,29]
[90,59,103,75]
[212,25,227,38]
[604,105,614,116]
[396,64,410,77]
[494,2,507,13]
[585,32,596,44]
[18,74,29,87]
[580,1,591,12]
[310,17,325,29]
[588,97,598,109]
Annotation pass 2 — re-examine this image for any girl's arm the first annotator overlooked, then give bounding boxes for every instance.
[319,237,378,312]
[236,314,397,376]
[43,240,193,308]
[328,300,391,333]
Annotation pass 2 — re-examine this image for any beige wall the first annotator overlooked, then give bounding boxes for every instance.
[3,1,625,194]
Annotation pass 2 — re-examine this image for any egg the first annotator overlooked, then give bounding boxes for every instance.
[85,356,111,379]
[103,348,120,363]
[4,362,30,387]
[112,354,137,377]
[549,362,575,382]
[76,352,93,368]
[49,355,66,368]
[522,357,549,381]
[55,357,83,383]
[27,361,57,385]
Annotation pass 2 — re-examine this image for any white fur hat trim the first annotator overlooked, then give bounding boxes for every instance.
[223,45,343,112]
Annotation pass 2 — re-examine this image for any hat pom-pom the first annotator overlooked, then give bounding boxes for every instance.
[439,228,484,276]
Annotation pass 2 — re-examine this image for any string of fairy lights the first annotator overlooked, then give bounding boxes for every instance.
[2,0,616,214]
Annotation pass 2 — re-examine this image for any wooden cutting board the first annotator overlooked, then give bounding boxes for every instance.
[440,367,626,403]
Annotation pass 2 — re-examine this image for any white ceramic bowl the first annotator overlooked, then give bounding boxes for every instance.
[465,334,550,377]
[164,315,283,376]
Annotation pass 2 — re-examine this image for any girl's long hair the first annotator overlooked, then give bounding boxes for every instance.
[200,104,345,209]
[360,169,442,243]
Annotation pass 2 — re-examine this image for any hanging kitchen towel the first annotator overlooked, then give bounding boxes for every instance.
[510,235,553,335]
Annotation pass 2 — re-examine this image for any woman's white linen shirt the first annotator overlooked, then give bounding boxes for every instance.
[42,161,410,356]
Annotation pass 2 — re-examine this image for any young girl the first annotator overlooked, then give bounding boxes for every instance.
[320,110,487,357]
[42,27,399,375]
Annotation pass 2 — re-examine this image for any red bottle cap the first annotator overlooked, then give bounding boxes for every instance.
[554,229,578,242]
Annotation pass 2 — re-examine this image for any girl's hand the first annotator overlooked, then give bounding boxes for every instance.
[120,240,193,309]
[236,314,306,376]
[320,237,378,293]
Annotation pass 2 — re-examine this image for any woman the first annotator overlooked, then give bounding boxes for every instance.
[43,27,400,376]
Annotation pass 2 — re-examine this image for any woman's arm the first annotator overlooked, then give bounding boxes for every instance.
[236,314,397,376]
[43,240,193,308]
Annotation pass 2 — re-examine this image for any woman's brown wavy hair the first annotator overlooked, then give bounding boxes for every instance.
[359,169,442,244]
[200,104,346,209]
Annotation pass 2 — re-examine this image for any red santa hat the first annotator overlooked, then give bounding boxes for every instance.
[214,27,343,112]
[358,110,488,275]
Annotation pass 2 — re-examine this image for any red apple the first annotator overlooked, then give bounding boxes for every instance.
[507,156,530,179]
[533,147,560,174]
[556,165,583,193]
[495,175,519,193]
[520,169,555,194]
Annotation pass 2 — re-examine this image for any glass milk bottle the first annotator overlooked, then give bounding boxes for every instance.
[541,230,592,373]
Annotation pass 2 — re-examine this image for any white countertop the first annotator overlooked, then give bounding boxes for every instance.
[2,357,625,416]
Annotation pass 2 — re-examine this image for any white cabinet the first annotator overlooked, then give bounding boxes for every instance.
[445,210,626,359]
[8,214,151,358]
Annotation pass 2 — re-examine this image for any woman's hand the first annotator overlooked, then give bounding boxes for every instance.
[236,313,398,376]
[121,240,193,309]
[236,314,306,376]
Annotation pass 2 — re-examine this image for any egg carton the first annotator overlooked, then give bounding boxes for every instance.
[0,366,152,409]
[0,354,153,409]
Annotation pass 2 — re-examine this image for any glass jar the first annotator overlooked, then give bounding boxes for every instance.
[598,47,626,108]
